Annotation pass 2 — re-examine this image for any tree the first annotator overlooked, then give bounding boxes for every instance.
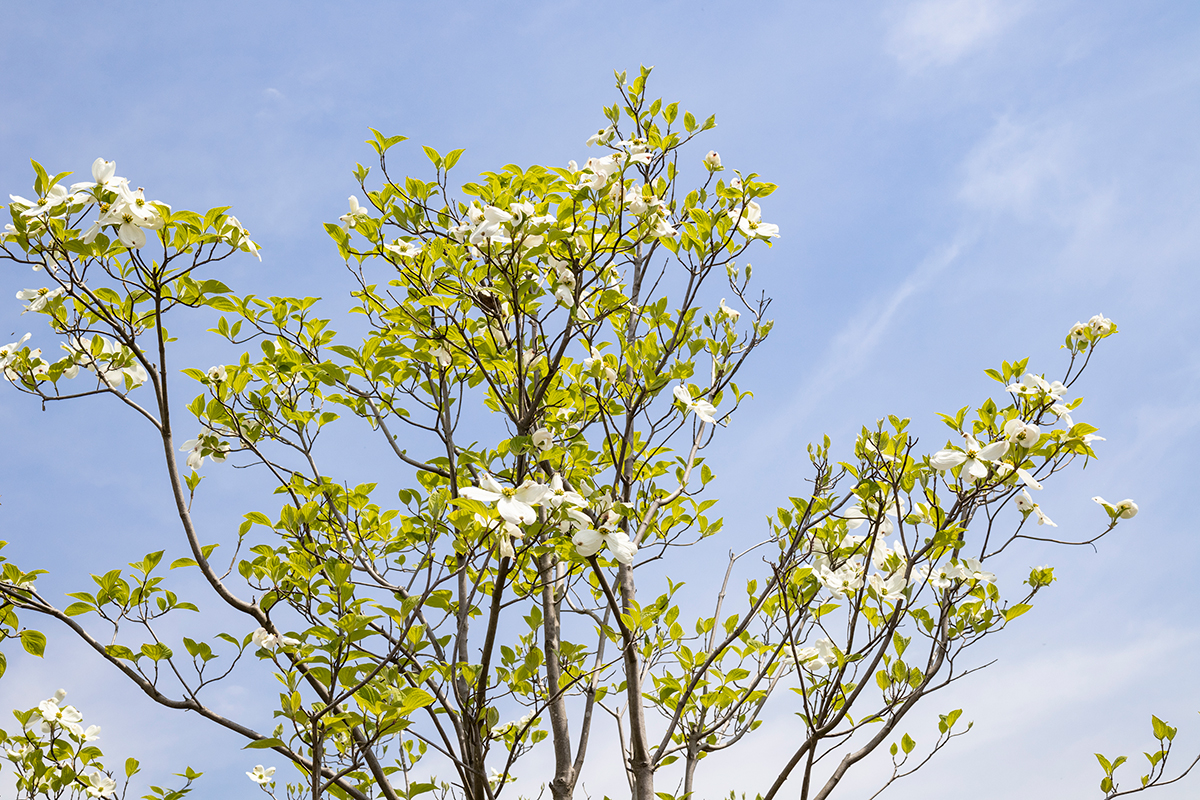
[0,67,1187,800]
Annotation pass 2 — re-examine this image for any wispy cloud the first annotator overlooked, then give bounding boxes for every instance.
[779,234,969,432]
[887,0,1025,71]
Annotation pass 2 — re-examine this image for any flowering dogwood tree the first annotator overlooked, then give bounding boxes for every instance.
[0,68,1191,800]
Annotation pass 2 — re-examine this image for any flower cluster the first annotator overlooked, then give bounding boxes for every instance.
[180,428,233,470]
[61,334,149,389]
[463,473,640,565]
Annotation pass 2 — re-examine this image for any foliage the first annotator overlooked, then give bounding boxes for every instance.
[0,68,1185,800]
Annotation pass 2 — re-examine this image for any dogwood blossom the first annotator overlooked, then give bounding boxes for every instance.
[624,188,649,215]
[252,627,299,652]
[247,765,276,785]
[673,384,718,424]
[545,474,586,509]
[1003,418,1040,449]
[572,525,638,564]
[532,428,554,451]
[586,126,615,147]
[794,638,838,671]
[62,335,148,389]
[1093,496,1138,519]
[1069,321,1089,344]
[384,239,422,258]
[38,691,84,736]
[430,344,452,367]
[717,298,740,322]
[180,431,231,470]
[207,364,227,383]
[11,183,73,218]
[339,196,370,229]
[929,434,1009,483]
[1005,372,1068,403]
[0,333,31,369]
[817,562,865,598]
[1015,468,1043,490]
[69,158,122,195]
[16,286,65,312]
[1089,313,1114,336]
[869,571,908,602]
[461,473,549,526]
[704,150,722,170]
[960,558,996,584]
[729,200,780,240]
[84,772,118,799]
[1016,492,1057,526]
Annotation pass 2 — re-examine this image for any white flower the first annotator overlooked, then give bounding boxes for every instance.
[106,183,166,248]
[869,571,908,602]
[38,693,83,735]
[928,562,966,589]
[929,434,1009,483]
[532,428,554,451]
[1033,505,1057,527]
[207,364,227,383]
[70,158,121,195]
[1068,321,1088,344]
[729,200,780,240]
[586,126,615,147]
[497,524,518,560]
[960,558,995,584]
[85,772,118,798]
[247,765,276,785]
[1014,489,1036,515]
[461,473,549,526]
[252,627,298,652]
[624,188,649,215]
[16,286,65,312]
[0,333,31,370]
[570,505,637,565]
[795,638,838,671]
[546,476,586,510]
[1015,468,1043,490]
[16,184,72,218]
[81,724,101,742]
[180,431,231,470]
[1049,403,1073,427]
[717,298,740,322]
[672,384,718,424]
[577,155,621,192]
[817,562,865,598]
[1088,313,1114,336]
[384,239,422,259]
[652,216,678,237]
[704,150,722,170]
[430,344,452,367]
[339,196,370,229]
[1005,373,1067,403]
[1003,418,1040,449]
[1093,496,1138,519]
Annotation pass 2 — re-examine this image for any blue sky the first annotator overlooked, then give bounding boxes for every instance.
[2,1,1199,797]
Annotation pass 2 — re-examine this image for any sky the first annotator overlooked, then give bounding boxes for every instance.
[2,0,1199,798]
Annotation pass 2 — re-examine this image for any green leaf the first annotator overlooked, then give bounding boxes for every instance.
[397,688,435,716]
[126,757,140,778]
[19,629,45,657]
[1003,603,1032,621]
[901,733,915,754]
[243,737,286,749]
[1152,715,1176,741]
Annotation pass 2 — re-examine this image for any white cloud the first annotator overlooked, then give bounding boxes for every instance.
[958,115,1116,232]
[887,0,1025,70]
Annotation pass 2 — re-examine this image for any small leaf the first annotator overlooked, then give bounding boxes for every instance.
[243,738,286,749]
[19,630,45,657]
